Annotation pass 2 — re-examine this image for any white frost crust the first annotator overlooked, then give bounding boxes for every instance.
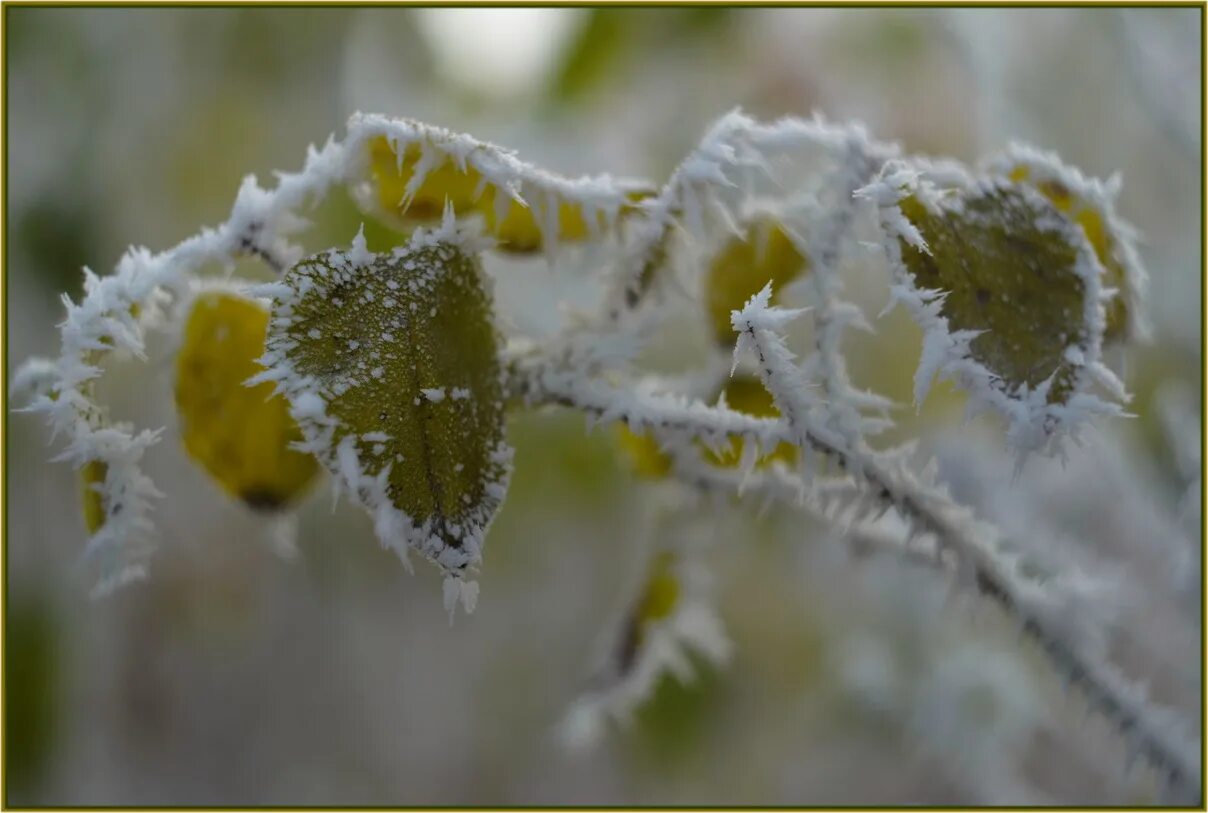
[983,142,1150,342]
[855,163,1127,457]
[604,109,900,318]
[505,345,794,466]
[773,139,898,450]
[18,135,349,595]
[344,112,653,262]
[252,219,513,610]
[11,357,62,403]
[557,548,732,752]
[728,290,1197,794]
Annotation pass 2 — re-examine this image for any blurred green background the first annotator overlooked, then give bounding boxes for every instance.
[6,7,1202,805]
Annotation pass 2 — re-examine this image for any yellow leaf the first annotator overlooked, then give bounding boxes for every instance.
[368,136,484,225]
[635,550,681,625]
[80,460,107,535]
[174,290,320,511]
[362,131,653,254]
[704,218,809,345]
[614,423,673,479]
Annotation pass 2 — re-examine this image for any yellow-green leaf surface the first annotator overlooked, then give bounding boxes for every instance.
[273,237,509,574]
[174,290,320,510]
[365,134,652,254]
[1005,164,1132,342]
[614,423,674,479]
[80,460,107,535]
[704,218,809,345]
[897,185,1093,404]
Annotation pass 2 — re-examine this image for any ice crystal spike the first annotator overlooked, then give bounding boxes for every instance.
[354,119,653,255]
[703,217,810,346]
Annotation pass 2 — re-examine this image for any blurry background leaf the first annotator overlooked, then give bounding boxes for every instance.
[5,596,62,802]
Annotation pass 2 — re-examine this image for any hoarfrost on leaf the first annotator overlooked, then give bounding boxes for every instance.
[257,224,512,592]
[860,166,1128,454]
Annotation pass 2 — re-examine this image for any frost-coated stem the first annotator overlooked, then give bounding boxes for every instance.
[669,450,949,572]
[504,351,792,455]
[733,289,1200,799]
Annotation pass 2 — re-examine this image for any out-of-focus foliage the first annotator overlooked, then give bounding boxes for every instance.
[5,596,62,798]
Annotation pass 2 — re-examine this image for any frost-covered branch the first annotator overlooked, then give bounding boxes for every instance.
[731,287,1199,797]
[602,109,897,322]
[503,345,792,459]
[14,105,1186,800]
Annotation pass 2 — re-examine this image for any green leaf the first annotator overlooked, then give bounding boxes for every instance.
[897,183,1095,405]
[992,154,1144,344]
[265,230,511,589]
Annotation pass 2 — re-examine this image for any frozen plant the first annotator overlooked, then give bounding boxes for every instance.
[12,109,1196,800]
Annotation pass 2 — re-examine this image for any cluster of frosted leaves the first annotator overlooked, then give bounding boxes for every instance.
[867,165,1127,451]
[346,114,654,255]
[255,225,511,607]
[983,144,1147,344]
[174,289,321,511]
[702,216,810,346]
[615,372,796,478]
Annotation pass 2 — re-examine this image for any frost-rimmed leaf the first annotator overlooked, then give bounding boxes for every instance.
[173,286,320,511]
[983,143,1149,343]
[858,165,1127,453]
[255,220,512,610]
[344,113,654,256]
